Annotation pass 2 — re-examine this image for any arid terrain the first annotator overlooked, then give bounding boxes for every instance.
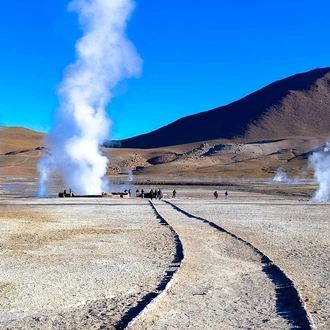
[1,64,330,329]
[118,67,330,148]
[0,181,329,330]
[1,127,330,329]
[0,126,328,185]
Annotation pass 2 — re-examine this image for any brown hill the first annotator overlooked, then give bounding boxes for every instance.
[103,137,325,183]
[0,127,44,152]
[0,127,45,176]
[117,67,330,149]
[1,66,330,184]
[0,126,326,183]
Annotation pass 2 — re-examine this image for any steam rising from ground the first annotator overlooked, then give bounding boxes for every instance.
[270,167,303,185]
[273,168,288,182]
[37,0,141,196]
[309,142,330,202]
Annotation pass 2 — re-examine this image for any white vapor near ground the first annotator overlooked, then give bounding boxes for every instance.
[309,142,330,202]
[270,167,303,185]
[37,0,141,196]
[273,167,288,182]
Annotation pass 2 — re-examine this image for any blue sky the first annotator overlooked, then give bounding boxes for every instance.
[0,0,329,140]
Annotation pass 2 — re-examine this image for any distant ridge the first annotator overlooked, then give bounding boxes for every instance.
[115,67,330,148]
[0,127,44,153]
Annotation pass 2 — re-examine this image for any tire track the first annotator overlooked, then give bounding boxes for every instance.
[126,200,316,330]
[163,200,315,330]
[115,200,184,329]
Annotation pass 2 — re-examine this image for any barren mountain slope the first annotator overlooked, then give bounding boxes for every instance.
[0,127,45,176]
[118,67,330,148]
[103,137,326,181]
[0,126,44,153]
[0,126,327,180]
[244,72,330,141]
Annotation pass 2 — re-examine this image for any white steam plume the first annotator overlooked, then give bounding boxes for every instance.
[309,142,330,202]
[127,168,133,181]
[37,0,141,196]
[273,167,288,182]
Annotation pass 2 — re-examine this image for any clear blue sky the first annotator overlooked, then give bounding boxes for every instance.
[0,0,329,140]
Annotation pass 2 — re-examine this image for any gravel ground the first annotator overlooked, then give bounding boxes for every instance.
[0,197,177,329]
[162,190,329,329]
[0,185,329,329]
[130,201,291,330]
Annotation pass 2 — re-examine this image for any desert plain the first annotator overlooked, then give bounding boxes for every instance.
[0,176,329,330]
[1,127,330,329]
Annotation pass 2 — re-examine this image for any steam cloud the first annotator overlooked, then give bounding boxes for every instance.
[270,167,303,185]
[273,168,288,182]
[309,142,330,202]
[37,0,141,196]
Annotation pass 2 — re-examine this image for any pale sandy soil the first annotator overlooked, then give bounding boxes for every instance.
[0,182,329,329]
[0,195,177,329]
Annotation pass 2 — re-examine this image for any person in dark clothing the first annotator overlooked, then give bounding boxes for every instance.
[157,189,163,200]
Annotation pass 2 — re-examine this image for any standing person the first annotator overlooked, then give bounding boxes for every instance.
[150,189,154,200]
[225,191,229,200]
[128,188,131,197]
[158,189,163,200]
[141,189,144,198]
[213,190,218,199]
[157,189,162,200]
[172,189,176,198]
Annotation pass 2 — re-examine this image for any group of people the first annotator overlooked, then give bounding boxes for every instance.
[213,190,229,200]
[149,188,164,200]
[133,188,177,199]
[135,188,145,198]
[130,187,228,200]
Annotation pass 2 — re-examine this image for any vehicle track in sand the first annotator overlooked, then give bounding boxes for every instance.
[114,200,184,329]
[128,200,315,330]
[0,198,181,330]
